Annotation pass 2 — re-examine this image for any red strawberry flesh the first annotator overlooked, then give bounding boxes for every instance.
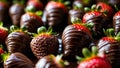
[82,11,103,23]
[78,57,112,68]
[73,24,91,37]
[97,2,114,17]
[0,27,8,43]
[101,37,116,42]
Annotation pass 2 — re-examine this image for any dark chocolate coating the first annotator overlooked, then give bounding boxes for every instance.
[43,7,68,33]
[4,52,34,68]
[9,4,25,27]
[68,9,84,24]
[30,35,59,59]
[35,55,62,68]
[20,13,43,33]
[83,12,108,39]
[62,25,92,61]
[5,31,31,57]
[98,39,120,68]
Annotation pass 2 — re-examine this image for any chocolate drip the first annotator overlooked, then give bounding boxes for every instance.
[5,32,31,56]
[35,56,61,68]
[4,52,34,68]
[98,40,120,68]
[62,25,92,61]
[9,4,25,27]
[30,35,59,59]
[20,13,43,33]
[43,7,68,33]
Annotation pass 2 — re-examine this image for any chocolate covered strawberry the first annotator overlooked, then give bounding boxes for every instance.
[82,5,109,39]
[30,26,59,59]
[0,0,12,26]
[0,22,8,45]
[42,0,68,33]
[62,18,93,62]
[5,25,32,58]
[26,0,44,12]
[77,46,112,68]
[97,28,120,68]
[20,11,44,33]
[1,52,34,68]
[96,0,120,12]
[35,54,69,68]
[9,0,25,27]
[96,2,114,18]
[113,11,120,34]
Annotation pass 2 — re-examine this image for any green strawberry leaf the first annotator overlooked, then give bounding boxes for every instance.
[37,26,47,34]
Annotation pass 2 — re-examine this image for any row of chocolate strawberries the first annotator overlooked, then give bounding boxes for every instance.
[0,16,120,67]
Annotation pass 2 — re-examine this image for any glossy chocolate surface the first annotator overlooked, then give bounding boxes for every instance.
[43,7,68,33]
[20,13,43,33]
[98,39,120,68]
[62,25,92,61]
[5,31,31,56]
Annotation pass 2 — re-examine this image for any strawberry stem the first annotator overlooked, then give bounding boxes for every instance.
[35,10,43,16]
[91,4,96,11]
[21,26,27,32]
[84,7,91,12]
[63,1,70,6]
[0,21,3,27]
[47,26,53,34]
[77,46,99,62]
[10,25,19,32]
[25,5,36,13]
[76,56,84,62]
[10,25,28,33]
[73,4,83,10]
[114,5,119,11]
[82,48,91,58]
[0,52,10,62]
[96,5,101,11]
[71,17,82,24]
[37,26,47,34]
[91,46,98,56]
[115,32,120,41]
[103,28,115,37]
[55,54,69,66]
